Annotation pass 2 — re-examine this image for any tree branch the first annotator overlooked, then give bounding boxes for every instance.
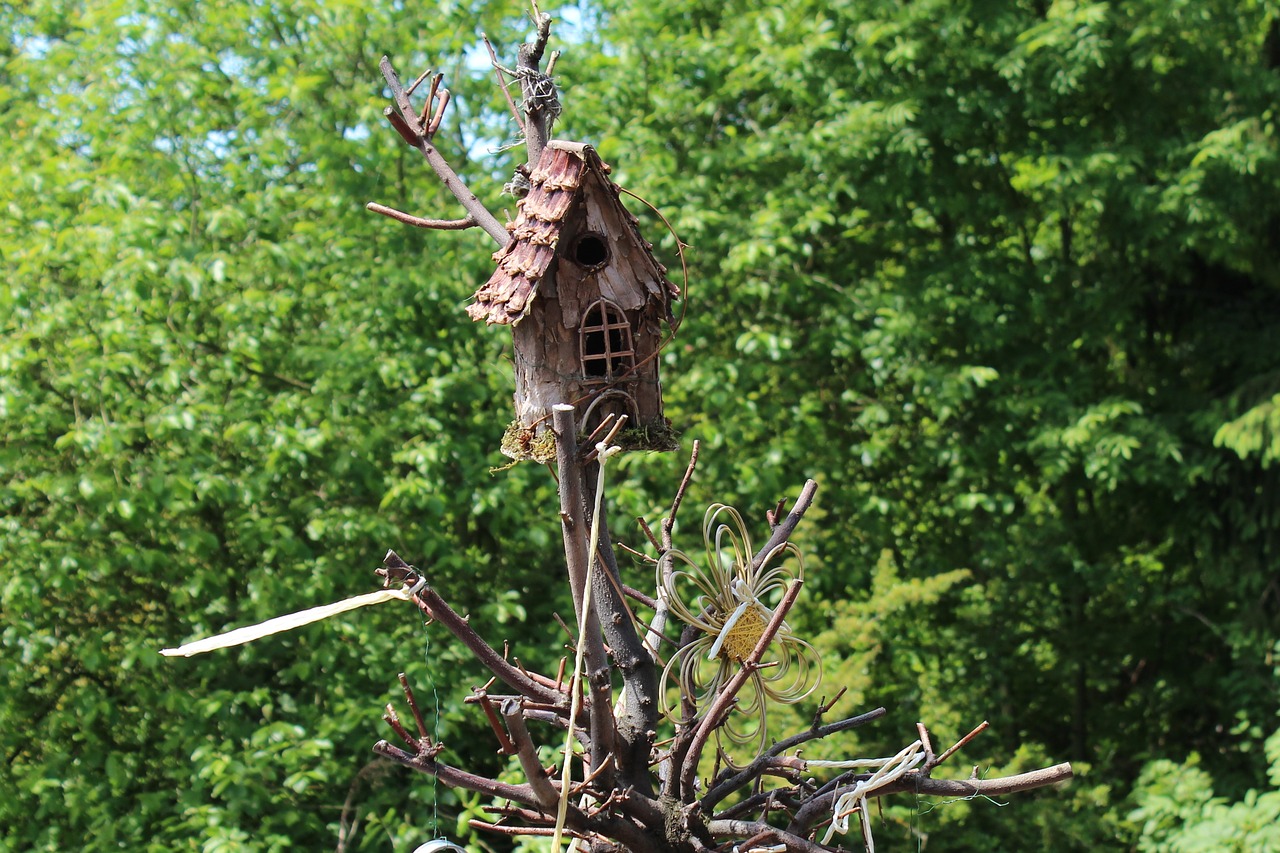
[552,405,617,782]
[583,467,660,791]
[701,707,887,811]
[378,56,509,246]
[382,552,563,706]
[787,763,1075,837]
[750,479,818,573]
[365,202,478,231]
[501,698,560,810]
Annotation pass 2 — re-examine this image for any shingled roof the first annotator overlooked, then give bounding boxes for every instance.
[466,140,677,326]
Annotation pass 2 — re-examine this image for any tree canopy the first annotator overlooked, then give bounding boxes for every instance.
[2,0,1278,850]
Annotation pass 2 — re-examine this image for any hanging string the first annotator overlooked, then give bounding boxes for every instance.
[419,616,444,838]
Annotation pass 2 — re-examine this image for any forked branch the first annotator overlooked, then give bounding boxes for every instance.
[372,56,509,245]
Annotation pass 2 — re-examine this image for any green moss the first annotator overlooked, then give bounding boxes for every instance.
[610,419,681,453]
[500,420,558,463]
[499,417,679,464]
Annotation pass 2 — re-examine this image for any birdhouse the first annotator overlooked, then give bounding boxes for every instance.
[467,141,679,461]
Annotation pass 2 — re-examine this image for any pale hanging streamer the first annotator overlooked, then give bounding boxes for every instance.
[160,581,425,657]
[553,442,621,853]
[820,740,926,853]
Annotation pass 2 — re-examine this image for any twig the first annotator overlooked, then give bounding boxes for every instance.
[365,202,478,230]
[501,698,560,810]
[375,739,557,811]
[749,480,817,574]
[646,441,701,663]
[917,722,936,769]
[622,583,658,609]
[661,440,701,551]
[551,405,615,778]
[931,720,989,770]
[705,820,831,853]
[398,672,430,743]
[469,820,586,839]
[617,541,659,565]
[378,56,509,246]
[383,551,563,705]
[477,691,515,755]
[636,518,662,552]
[812,687,848,727]
[482,34,526,132]
[383,704,420,751]
[788,762,1073,839]
[701,707,887,811]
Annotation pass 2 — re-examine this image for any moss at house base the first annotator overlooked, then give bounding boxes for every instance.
[499,418,680,462]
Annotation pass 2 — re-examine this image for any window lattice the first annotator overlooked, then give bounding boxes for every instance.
[580,300,635,383]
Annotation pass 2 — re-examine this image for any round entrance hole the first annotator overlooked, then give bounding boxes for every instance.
[573,233,609,269]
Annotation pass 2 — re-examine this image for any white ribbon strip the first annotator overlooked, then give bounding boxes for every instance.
[160,585,419,657]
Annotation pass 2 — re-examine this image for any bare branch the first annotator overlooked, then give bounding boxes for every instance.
[749,479,818,574]
[365,202,478,231]
[378,56,510,246]
[552,404,617,781]
[501,698,560,810]
[382,552,563,705]
[701,707,887,811]
[931,720,990,770]
[705,821,831,853]
[374,740,559,813]
[787,762,1075,837]
[482,34,526,133]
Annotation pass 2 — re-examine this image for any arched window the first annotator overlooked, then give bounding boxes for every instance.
[579,299,635,383]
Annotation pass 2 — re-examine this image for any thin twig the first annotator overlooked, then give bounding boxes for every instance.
[399,672,430,743]
[482,34,526,132]
[366,202,478,230]
[917,722,936,769]
[477,691,515,755]
[378,56,509,246]
[931,720,989,770]
[383,551,563,705]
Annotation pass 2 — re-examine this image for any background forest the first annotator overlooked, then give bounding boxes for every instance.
[3,0,1279,850]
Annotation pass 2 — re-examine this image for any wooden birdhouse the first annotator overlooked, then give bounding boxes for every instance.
[467,141,679,461]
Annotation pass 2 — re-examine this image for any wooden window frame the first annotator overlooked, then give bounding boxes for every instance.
[579,299,635,384]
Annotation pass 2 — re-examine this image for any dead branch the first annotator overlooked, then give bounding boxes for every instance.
[516,9,558,166]
[701,707,888,811]
[377,56,509,246]
[551,404,618,783]
[501,698,560,810]
[646,441,700,662]
[786,762,1075,839]
[749,479,818,574]
[365,202,478,231]
[381,552,563,706]
[582,469,662,788]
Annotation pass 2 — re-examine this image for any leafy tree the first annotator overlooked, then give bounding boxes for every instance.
[1129,714,1280,852]
[1,1,559,849]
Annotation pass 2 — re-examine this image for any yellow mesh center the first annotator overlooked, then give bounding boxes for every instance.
[719,607,768,662]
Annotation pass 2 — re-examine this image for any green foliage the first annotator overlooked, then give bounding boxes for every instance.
[3,0,1280,850]
[1,0,562,849]
[567,0,1280,846]
[1129,722,1280,851]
